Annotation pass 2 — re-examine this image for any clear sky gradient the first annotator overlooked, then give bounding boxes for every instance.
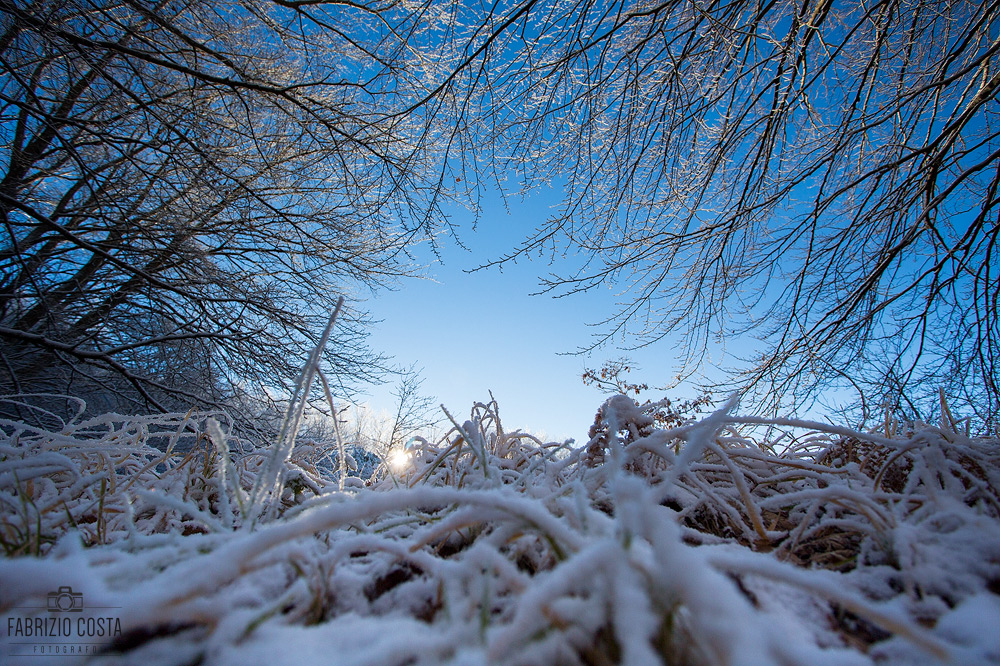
[363,186,731,443]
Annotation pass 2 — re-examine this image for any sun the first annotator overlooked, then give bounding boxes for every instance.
[388,449,410,474]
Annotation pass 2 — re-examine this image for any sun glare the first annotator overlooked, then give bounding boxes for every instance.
[389,449,410,474]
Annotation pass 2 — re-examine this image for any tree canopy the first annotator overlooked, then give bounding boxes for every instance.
[1,0,996,428]
[0,0,451,411]
[429,0,999,427]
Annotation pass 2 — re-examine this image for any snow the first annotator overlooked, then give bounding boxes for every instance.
[1,394,998,665]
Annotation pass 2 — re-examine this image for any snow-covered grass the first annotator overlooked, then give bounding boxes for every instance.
[1,392,998,665]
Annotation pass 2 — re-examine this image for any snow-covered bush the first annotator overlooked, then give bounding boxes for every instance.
[1,393,998,665]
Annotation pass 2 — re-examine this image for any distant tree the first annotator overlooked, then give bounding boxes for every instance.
[335,367,439,452]
[582,357,712,429]
[582,358,649,397]
[385,364,439,449]
[0,0,452,411]
[426,0,999,428]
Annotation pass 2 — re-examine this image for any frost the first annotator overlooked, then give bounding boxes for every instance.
[1,394,997,665]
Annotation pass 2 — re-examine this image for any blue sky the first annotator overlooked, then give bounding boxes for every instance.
[362,186,730,443]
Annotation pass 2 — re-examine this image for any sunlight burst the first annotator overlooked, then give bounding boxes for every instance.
[389,449,410,474]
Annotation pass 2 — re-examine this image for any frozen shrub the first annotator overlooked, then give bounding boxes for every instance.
[0,393,996,665]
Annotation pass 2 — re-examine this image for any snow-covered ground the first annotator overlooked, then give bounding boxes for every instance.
[1,394,998,665]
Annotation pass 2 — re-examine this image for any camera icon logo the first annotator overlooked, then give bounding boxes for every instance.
[46,586,83,612]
